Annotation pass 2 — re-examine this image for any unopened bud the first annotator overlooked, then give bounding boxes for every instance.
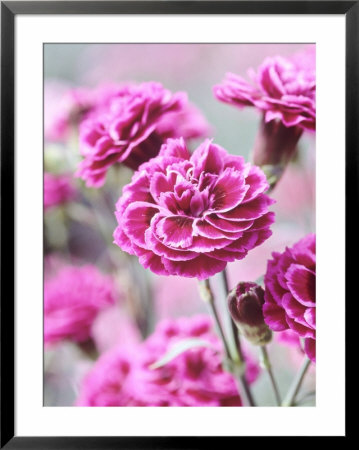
[228,282,272,345]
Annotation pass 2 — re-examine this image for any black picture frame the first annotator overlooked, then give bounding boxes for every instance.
[1,1,355,447]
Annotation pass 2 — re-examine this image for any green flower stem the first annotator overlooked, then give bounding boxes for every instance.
[200,278,256,407]
[220,269,244,362]
[282,356,311,406]
[201,279,231,360]
[233,364,256,408]
[220,268,230,295]
[259,345,281,406]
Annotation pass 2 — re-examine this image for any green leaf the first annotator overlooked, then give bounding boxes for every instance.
[149,338,215,370]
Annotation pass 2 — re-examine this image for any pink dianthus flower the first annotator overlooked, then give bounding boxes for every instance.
[214,54,316,131]
[263,234,316,362]
[76,82,209,187]
[44,172,76,210]
[44,265,117,346]
[76,315,260,406]
[114,138,275,280]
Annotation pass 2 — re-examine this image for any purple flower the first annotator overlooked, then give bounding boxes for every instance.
[76,315,260,406]
[263,234,316,362]
[44,265,117,346]
[76,82,209,187]
[44,172,76,210]
[214,55,316,132]
[114,138,275,280]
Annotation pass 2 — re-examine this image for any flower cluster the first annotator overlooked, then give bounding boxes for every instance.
[44,172,76,210]
[44,265,117,346]
[263,234,316,362]
[75,82,210,187]
[44,46,317,408]
[214,55,316,131]
[76,315,260,406]
[114,138,275,280]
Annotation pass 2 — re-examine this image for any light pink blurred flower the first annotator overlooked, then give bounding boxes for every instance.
[44,265,117,346]
[271,164,315,224]
[44,84,95,142]
[76,315,260,406]
[44,83,125,142]
[114,138,275,280]
[91,305,141,354]
[154,276,202,320]
[44,172,76,210]
[263,234,316,362]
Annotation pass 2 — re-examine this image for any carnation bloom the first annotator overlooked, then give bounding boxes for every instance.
[214,54,316,132]
[44,265,117,346]
[44,172,76,210]
[114,138,275,280]
[263,234,316,362]
[76,315,260,406]
[76,82,209,187]
[214,54,315,187]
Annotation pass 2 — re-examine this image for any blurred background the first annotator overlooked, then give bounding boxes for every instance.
[44,43,315,406]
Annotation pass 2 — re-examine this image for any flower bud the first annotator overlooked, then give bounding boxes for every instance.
[253,118,303,189]
[228,282,272,345]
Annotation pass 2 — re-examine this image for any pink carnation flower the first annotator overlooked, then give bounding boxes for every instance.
[44,172,76,210]
[114,138,275,280]
[44,265,117,346]
[263,234,316,362]
[76,315,260,406]
[214,55,316,131]
[76,82,210,187]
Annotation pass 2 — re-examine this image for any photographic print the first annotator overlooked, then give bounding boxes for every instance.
[43,43,316,408]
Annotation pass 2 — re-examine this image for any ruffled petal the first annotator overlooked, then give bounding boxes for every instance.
[204,215,253,233]
[123,202,160,248]
[162,254,227,280]
[263,299,288,331]
[191,140,225,177]
[217,195,274,221]
[193,219,243,240]
[285,263,316,307]
[210,168,248,213]
[155,216,194,249]
[242,165,269,203]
